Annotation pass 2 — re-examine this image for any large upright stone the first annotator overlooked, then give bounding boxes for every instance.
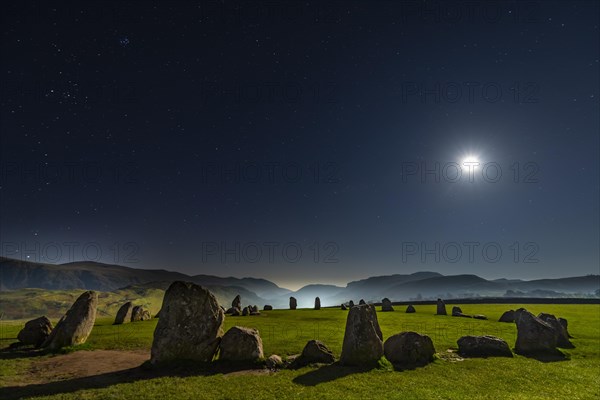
[538,313,574,348]
[436,299,447,315]
[289,297,297,310]
[42,291,98,350]
[384,332,435,366]
[232,295,241,310]
[381,298,394,312]
[558,318,573,338]
[359,299,366,305]
[114,302,134,325]
[348,300,355,307]
[150,281,224,364]
[219,326,263,362]
[131,306,151,322]
[17,316,53,347]
[514,308,558,355]
[340,304,383,365]
[314,297,321,310]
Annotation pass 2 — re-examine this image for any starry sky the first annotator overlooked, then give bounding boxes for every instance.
[1,1,598,290]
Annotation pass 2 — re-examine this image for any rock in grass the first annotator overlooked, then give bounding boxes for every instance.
[340,304,383,365]
[293,340,335,366]
[314,297,321,310]
[381,298,394,312]
[266,354,283,368]
[457,335,513,357]
[558,318,573,338]
[452,306,463,316]
[384,331,435,366]
[514,308,558,355]
[263,305,273,311]
[150,281,224,364]
[436,299,447,315]
[114,302,134,325]
[17,316,53,347]
[406,305,416,313]
[219,326,264,362]
[538,313,574,348]
[131,306,151,322]
[473,314,488,320]
[341,303,347,310]
[42,291,98,350]
[289,297,297,310]
[498,310,515,323]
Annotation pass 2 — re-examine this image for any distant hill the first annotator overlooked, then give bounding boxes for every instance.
[1,257,598,312]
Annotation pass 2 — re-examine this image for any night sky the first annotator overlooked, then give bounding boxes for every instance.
[1,1,598,289]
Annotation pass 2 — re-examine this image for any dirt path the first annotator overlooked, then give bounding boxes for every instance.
[22,350,150,386]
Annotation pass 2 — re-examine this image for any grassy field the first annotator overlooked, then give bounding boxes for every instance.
[1,304,599,399]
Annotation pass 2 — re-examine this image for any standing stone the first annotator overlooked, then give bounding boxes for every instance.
[349,300,355,307]
[150,281,224,364]
[230,307,241,316]
[251,305,259,313]
[232,295,241,310]
[42,291,98,350]
[457,335,513,357]
[538,313,574,348]
[514,308,558,355]
[242,306,250,316]
[558,318,573,338]
[381,298,394,312]
[17,316,53,347]
[114,302,134,325]
[406,305,416,313]
[359,299,366,305]
[314,297,321,310]
[293,340,335,366]
[131,306,151,322]
[436,299,447,315]
[263,305,273,311]
[340,304,383,365]
[384,332,435,366]
[341,303,347,310]
[289,297,297,310]
[498,310,515,323]
[219,326,264,362]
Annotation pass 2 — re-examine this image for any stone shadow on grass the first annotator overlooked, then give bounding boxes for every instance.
[516,349,570,363]
[292,362,378,386]
[0,360,268,400]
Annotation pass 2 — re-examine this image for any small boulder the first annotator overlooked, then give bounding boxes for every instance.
[17,316,53,347]
[114,302,134,325]
[451,306,463,316]
[341,303,347,310]
[406,305,416,313]
[340,304,383,366]
[42,291,98,350]
[381,298,394,312]
[538,313,574,348]
[290,297,297,310]
[131,306,151,322]
[219,326,264,362]
[263,305,273,311]
[314,297,321,310]
[384,331,436,366]
[514,308,558,355]
[150,281,224,364]
[436,299,447,315]
[293,340,335,366]
[266,354,283,369]
[498,310,515,323]
[457,335,513,358]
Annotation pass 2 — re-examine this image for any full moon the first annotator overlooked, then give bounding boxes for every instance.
[462,155,480,169]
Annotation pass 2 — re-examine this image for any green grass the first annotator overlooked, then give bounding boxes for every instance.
[1,304,599,399]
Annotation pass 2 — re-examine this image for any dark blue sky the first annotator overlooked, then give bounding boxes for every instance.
[1,1,598,289]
